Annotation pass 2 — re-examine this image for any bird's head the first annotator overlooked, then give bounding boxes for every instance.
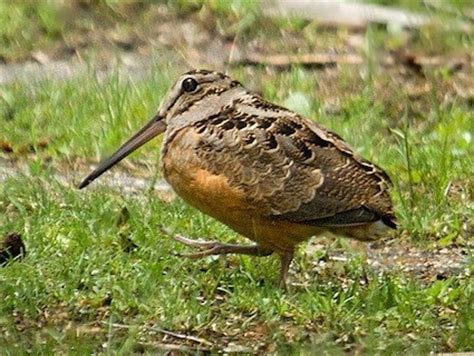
[79,69,242,189]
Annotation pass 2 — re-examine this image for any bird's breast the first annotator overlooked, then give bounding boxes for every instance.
[162,126,249,220]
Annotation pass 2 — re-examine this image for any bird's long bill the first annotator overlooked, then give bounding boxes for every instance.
[78,115,166,189]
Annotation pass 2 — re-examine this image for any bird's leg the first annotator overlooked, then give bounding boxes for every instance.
[159,226,273,259]
[179,244,273,259]
[278,249,294,290]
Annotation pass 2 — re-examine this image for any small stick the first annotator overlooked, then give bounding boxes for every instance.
[102,321,213,346]
[232,53,364,68]
[137,342,210,352]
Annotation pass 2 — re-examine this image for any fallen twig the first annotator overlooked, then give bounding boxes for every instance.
[135,342,211,352]
[102,321,213,346]
[232,53,363,69]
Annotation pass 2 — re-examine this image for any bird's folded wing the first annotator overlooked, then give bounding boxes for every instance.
[193,97,395,227]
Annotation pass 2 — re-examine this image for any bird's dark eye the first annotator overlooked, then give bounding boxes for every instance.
[182,77,198,92]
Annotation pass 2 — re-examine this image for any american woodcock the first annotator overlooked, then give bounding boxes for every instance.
[79,69,396,288]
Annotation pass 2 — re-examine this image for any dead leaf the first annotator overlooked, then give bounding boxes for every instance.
[0,140,13,153]
[391,49,424,76]
[0,233,26,266]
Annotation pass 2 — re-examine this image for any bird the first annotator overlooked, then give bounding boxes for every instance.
[79,69,396,288]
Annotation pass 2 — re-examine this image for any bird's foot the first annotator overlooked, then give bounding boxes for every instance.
[159,226,273,259]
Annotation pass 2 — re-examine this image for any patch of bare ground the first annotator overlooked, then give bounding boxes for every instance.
[303,238,471,286]
[367,241,470,281]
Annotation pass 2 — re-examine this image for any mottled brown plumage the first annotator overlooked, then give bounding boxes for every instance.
[80,69,396,288]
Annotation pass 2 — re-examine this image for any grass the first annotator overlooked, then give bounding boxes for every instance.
[1,173,472,353]
[0,0,473,353]
[0,66,176,161]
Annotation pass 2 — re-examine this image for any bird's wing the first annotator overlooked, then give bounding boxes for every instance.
[193,94,395,228]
